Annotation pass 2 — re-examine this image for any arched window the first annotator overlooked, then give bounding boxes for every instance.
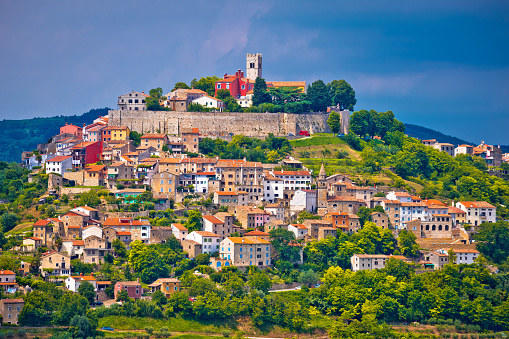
[445,225,449,231]
[425,225,430,231]
[438,225,442,231]
[432,225,436,231]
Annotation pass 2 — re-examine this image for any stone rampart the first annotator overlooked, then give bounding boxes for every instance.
[107,110,331,137]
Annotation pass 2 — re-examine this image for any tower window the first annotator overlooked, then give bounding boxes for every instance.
[250,62,255,68]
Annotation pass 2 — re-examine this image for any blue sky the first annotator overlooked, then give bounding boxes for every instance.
[1,0,508,144]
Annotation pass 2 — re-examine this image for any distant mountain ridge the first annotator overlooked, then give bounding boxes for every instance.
[0,108,109,162]
[404,123,509,153]
[0,109,506,162]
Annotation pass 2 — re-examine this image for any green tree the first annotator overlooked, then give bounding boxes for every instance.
[116,289,130,302]
[474,221,509,264]
[269,228,301,263]
[397,230,420,258]
[151,289,167,306]
[307,80,330,112]
[78,281,95,304]
[128,241,169,283]
[112,238,128,258]
[327,111,341,135]
[69,315,96,339]
[190,76,221,96]
[252,77,271,106]
[328,79,356,111]
[247,271,271,293]
[184,210,202,232]
[129,131,142,147]
[172,82,190,90]
[0,213,18,232]
[298,269,320,286]
[216,89,231,100]
[146,87,168,111]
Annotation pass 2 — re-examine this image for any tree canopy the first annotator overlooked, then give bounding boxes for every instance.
[328,79,356,111]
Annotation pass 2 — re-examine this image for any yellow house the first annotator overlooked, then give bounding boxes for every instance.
[102,126,130,142]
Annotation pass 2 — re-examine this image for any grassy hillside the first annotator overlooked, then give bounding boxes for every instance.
[290,134,423,192]
[0,107,110,162]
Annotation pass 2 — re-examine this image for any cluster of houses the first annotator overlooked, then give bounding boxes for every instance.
[422,139,506,168]
[115,53,305,112]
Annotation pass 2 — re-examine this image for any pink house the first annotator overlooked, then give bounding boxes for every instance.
[60,123,83,138]
[114,281,142,300]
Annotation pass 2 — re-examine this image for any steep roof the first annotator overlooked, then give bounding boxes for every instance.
[203,215,224,224]
[171,223,187,231]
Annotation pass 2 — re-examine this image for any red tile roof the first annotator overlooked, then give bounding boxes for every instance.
[273,170,311,176]
[203,215,224,224]
[0,270,15,275]
[103,218,148,226]
[47,155,72,162]
[244,230,269,236]
[459,201,495,208]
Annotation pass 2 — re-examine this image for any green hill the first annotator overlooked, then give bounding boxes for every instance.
[0,108,110,162]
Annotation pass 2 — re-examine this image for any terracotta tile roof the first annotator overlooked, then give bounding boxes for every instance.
[196,171,216,176]
[216,159,263,168]
[244,230,269,236]
[77,206,98,211]
[141,134,167,139]
[34,219,51,226]
[71,141,98,149]
[226,237,271,244]
[448,206,466,214]
[47,155,72,162]
[116,281,141,286]
[0,270,15,275]
[215,191,239,196]
[103,126,129,131]
[273,170,311,176]
[85,164,105,172]
[424,199,447,207]
[103,218,148,226]
[267,81,306,88]
[459,201,495,208]
[96,281,112,285]
[116,231,131,236]
[171,223,187,231]
[72,240,84,246]
[68,225,81,229]
[383,200,401,204]
[203,215,224,224]
[194,231,220,237]
[159,158,182,164]
[71,275,96,281]
[28,237,42,241]
[181,128,200,134]
[290,224,307,229]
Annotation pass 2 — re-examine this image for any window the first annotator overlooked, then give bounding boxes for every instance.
[217,84,221,89]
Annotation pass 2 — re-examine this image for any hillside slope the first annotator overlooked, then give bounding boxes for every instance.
[0,108,110,162]
[404,123,509,152]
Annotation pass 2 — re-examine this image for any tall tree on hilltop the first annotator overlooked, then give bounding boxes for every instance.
[190,76,221,96]
[172,82,190,90]
[327,111,341,135]
[252,77,272,106]
[146,87,168,111]
[328,79,357,111]
[307,80,330,112]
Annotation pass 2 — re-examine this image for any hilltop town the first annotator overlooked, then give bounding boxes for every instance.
[0,54,508,338]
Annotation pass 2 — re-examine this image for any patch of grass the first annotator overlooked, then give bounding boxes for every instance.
[98,316,229,333]
[6,222,33,236]
[290,135,345,148]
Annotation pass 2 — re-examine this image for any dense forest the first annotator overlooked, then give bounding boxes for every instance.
[0,108,109,162]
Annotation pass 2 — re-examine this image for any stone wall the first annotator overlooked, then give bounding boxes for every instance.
[108,110,331,137]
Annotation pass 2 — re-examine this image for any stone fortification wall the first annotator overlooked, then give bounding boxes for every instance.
[107,110,330,137]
